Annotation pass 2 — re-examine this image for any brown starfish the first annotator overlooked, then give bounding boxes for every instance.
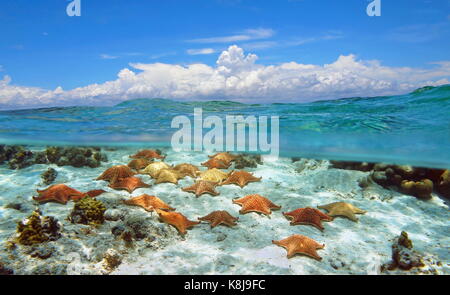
[123,194,174,212]
[272,234,325,260]
[127,158,152,171]
[283,208,333,231]
[96,165,135,183]
[130,149,165,160]
[139,162,170,178]
[201,158,231,169]
[232,194,281,215]
[198,210,239,228]
[173,163,200,178]
[182,180,220,197]
[317,202,366,222]
[154,169,183,184]
[108,176,151,193]
[198,168,230,183]
[221,170,262,188]
[155,209,200,235]
[208,152,237,164]
[33,184,105,204]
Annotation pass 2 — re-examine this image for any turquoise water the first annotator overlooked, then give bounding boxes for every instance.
[0,85,449,169]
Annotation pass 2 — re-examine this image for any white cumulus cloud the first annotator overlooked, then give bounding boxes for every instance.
[0,45,449,110]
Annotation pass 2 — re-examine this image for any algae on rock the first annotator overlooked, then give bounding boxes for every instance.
[68,197,106,225]
[16,209,62,245]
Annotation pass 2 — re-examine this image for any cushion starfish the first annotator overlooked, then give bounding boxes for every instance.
[127,158,152,171]
[123,194,174,212]
[208,152,237,164]
[33,184,105,204]
[108,176,151,193]
[139,162,170,178]
[232,194,281,215]
[130,149,165,160]
[198,210,239,228]
[221,170,262,188]
[317,202,366,222]
[154,169,184,184]
[155,209,200,235]
[173,163,200,178]
[182,180,220,197]
[198,168,230,183]
[201,158,231,169]
[272,234,325,260]
[283,207,333,231]
[96,165,135,183]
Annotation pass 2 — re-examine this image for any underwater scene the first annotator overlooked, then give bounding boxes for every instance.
[0,85,449,275]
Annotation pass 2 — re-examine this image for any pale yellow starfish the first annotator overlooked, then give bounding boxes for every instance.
[317,202,366,222]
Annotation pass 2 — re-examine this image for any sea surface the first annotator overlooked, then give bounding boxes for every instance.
[0,84,449,168]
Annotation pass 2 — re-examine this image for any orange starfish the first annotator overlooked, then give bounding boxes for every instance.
[201,158,231,169]
[283,208,333,231]
[232,194,281,215]
[123,194,174,212]
[108,176,150,193]
[127,158,152,171]
[154,169,183,184]
[208,152,237,164]
[221,170,262,188]
[155,209,200,235]
[33,184,105,204]
[198,210,239,228]
[182,180,220,197]
[173,163,200,178]
[130,149,165,160]
[272,234,325,260]
[96,165,135,183]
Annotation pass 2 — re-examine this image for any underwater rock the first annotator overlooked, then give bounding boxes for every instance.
[16,209,62,245]
[330,160,374,172]
[104,208,124,221]
[0,262,14,275]
[26,243,56,259]
[294,159,328,173]
[400,179,433,200]
[368,164,447,200]
[41,167,57,185]
[102,249,122,272]
[4,202,22,211]
[123,213,153,240]
[1,145,107,169]
[0,145,35,169]
[437,170,450,198]
[234,153,263,169]
[44,146,107,168]
[68,197,106,225]
[291,157,301,163]
[385,231,424,271]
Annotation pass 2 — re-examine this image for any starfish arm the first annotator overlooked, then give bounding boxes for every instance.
[317,210,333,221]
[210,219,222,228]
[352,206,367,214]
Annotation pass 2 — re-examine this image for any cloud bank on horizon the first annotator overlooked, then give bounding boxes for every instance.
[0,45,449,110]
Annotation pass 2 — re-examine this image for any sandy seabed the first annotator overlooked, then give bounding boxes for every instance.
[0,147,448,275]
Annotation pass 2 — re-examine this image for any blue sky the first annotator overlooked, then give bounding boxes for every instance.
[0,0,449,108]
